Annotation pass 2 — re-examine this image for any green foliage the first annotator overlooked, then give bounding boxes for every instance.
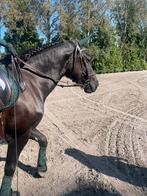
[4,26,41,54]
[88,41,147,74]
[91,27,111,49]
[121,43,147,71]
[86,44,123,74]
[90,0,147,74]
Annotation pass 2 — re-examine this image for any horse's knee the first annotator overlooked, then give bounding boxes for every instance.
[31,130,48,148]
[37,134,48,148]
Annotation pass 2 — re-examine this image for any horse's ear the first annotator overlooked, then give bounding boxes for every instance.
[80,48,86,52]
[76,44,82,54]
[70,39,77,46]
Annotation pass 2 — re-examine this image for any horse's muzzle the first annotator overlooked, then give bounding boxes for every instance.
[84,77,99,93]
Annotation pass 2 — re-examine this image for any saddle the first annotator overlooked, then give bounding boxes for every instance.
[0,64,20,112]
[0,64,21,139]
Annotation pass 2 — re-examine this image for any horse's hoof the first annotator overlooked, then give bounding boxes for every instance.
[36,170,46,178]
[36,164,47,178]
[11,190,20,196]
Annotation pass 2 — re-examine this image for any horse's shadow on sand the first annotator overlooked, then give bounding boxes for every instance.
[65,148,147,188]
[0,148,147,187]
[0,156,39,178]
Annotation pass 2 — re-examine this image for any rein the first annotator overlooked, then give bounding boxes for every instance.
[15,57,59,84]
[11,56,26,91]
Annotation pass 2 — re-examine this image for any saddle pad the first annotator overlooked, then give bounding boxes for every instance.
[0,64,20,112]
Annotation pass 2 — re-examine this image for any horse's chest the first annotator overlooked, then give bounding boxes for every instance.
[19,99,44,130]
[5,96,44,134]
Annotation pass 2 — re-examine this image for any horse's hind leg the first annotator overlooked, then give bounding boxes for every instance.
[0,132,29,196]
[30,129,48,176]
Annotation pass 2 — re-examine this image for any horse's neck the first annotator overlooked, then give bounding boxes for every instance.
[22,68,57,102]
[23,45,74,100]
[27,47,72,82]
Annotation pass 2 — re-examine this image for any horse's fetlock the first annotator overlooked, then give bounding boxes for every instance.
[39,136,48,148]
[5,164,16,176]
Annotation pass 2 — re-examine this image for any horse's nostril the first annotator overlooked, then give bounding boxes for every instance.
[84,80,99,93]
[95,80,99,89]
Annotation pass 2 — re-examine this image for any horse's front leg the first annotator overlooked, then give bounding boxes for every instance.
[30,129,48,176]
[0,132,29,196]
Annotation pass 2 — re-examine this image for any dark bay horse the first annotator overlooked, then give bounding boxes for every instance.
[0,40,98,195]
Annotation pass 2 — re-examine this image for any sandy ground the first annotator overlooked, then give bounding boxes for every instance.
[0,71,147,196]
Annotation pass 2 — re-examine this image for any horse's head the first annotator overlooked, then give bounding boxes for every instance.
[65,42,99,93]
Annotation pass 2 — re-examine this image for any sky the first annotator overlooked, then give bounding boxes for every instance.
[0,25,7,39]
[0,25,7,52]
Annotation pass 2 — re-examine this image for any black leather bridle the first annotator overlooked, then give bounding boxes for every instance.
[14,44,94,88]
[71,44,95,86]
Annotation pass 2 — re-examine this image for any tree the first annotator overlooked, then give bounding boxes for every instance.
[54,0,80,40]
[1,0,41,53]
[78,0,111,38]
[30,0,53,42]
[111,0,147,70]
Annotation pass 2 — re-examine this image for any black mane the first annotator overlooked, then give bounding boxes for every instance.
[0,41,62,65]
[0,40,74,66]
[20,41,62,61]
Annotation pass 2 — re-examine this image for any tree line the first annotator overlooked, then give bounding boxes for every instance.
[0,0,147,73]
